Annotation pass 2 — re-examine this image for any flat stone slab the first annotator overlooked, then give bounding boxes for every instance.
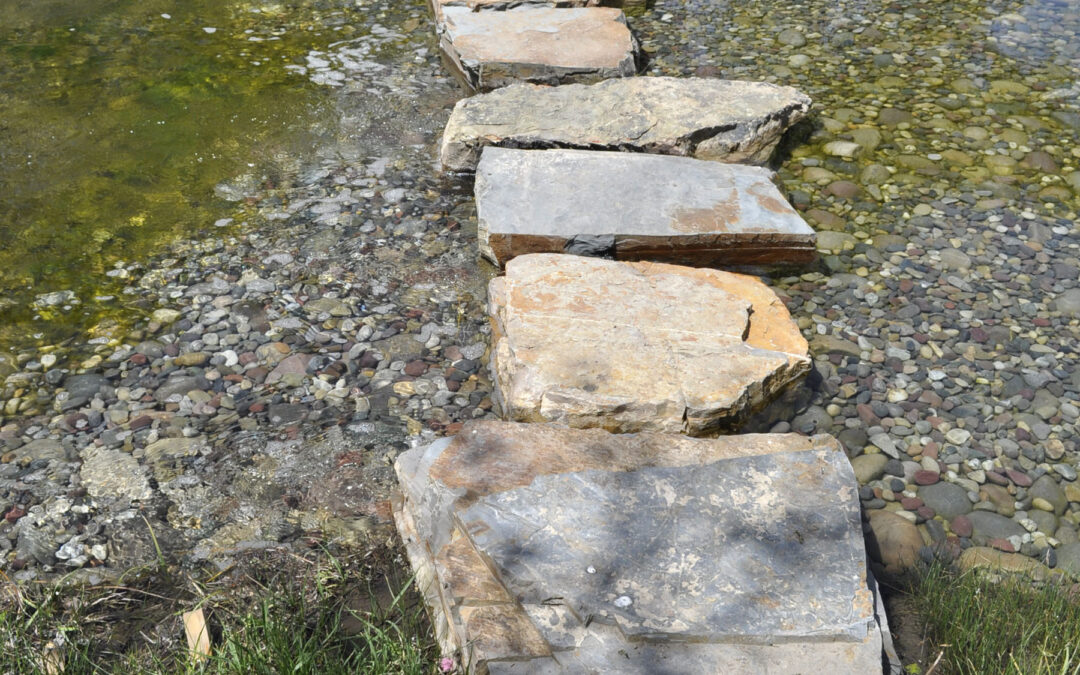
[440,77,812,171]
[393,421,887,673]
[475,147,816,266]
[488,254,810,434]
[432,0,601,17]
[438,7,638,93]
[430,0,644,19]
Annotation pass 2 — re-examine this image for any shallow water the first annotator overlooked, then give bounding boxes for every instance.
[0,0,432,351]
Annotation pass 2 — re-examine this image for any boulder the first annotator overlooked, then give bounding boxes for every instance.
[966,511,1026,544]
[917,481,972,519]
[488,254,810,434]
[441,77,812,171]
[957,547,1052,581]
[475,148,815,266]
[1058,542,1080,579]
[865,509,924,578]
[438,7,638,92]
[850,454,889,483]
[393,421,887,673]
[1029,474,1068,515]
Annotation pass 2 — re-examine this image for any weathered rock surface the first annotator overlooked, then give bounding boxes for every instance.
[957,546,1053,581]
[488,254,810,434]
[432,0,600,17]
[438,7,638,92]
[474,148,816,266]
[393,421,887,673]
[441,77,812,171]
[431,0,646,18]
[865,510,924,578]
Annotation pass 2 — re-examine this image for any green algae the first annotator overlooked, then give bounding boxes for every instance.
[0,0,369,351]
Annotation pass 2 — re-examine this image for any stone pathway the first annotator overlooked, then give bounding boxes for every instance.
[394,421,892,673]
[398,0,896,672]
[475,147,817,266]
[488,254,810,434]
[440,77,811,172]
[437,7,639,92]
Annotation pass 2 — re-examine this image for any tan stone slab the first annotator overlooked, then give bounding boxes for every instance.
[488,254,809,434]
[438,7,639,92]
[440,77,812,171]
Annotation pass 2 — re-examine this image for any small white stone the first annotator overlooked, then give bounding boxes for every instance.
[613,595,632,608]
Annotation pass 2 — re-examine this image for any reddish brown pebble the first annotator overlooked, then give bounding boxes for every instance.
[4,506,25,523]
[444,346,464,361]
[1005,468,1032,487]
[374,500,394,523]
[914,470,940,485]
[239,352,258,365]
[248,367,269,384]
[249,402,266,413]
[988,538,1015,553]
[856,403,878,425]
[900,497,924,510]
[986,470,1009,486]
[951,515,973,538]
[922,442,938,459]
[916,506,935,521]
[404,360,427,377]
[130,353,149,366]
[130,415,152,430]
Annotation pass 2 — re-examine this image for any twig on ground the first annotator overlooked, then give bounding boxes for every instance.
[924,648,945,675]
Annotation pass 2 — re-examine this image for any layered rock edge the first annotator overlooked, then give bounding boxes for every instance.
[474,147,816,267]
[440,77,812,171]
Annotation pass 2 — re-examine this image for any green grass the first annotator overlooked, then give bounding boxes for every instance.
[910,561,1080,675]
[0,547,438,674]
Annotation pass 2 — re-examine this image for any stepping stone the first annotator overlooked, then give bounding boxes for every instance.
[431,0,645,19]
[475,147,816,266]
[393,421,889,674]
[432,0,600,18]
[438,7,639,93]
[488,254,810,434]
[440,77,812,171]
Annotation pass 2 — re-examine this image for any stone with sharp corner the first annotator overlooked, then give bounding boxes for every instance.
[475,147,816,267]
[440,77,812,171]
[392,421,888,674]
[431,0,601,21]
[437,6,638,92]
[488,254,810,434]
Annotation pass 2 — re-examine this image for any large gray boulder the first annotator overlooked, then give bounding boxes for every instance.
[393,421,889,673]
[488,254,810,434]
[440,77,812,171]
[438,7,639,92]
[475,147,816,266]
